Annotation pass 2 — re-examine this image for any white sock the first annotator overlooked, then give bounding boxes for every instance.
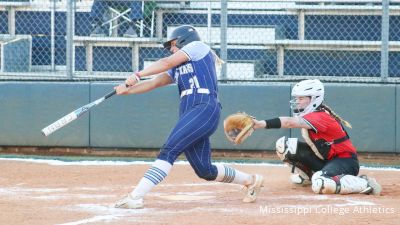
[131,159,172,198]
[214,164,252,185]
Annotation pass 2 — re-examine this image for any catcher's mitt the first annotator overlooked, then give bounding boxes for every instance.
[223,112,255,145]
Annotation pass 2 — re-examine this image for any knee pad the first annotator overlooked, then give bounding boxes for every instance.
[290,165,312,185]
[276,136,298,162]
[277,138,325,172]
[311,171,340,194]
[290,173,311,185]
[311,171,369,194]
[277,137,314,185]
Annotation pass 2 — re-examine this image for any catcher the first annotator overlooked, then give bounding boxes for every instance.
[224,79,381,195]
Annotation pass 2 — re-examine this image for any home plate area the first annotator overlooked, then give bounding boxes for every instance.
[0,158,398,225]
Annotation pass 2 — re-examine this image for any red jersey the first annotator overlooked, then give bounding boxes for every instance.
[302,111,357,160]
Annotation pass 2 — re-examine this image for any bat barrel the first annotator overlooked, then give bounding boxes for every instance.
[41,88,118,137]
[41,129,50,137]
[41,112,78,136]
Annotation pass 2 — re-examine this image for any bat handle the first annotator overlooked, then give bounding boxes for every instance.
[104,90,117,99]
[104,84,130,99]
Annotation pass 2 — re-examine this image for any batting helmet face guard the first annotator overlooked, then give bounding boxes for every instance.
[290,79,325,117]
[163,25,201,51]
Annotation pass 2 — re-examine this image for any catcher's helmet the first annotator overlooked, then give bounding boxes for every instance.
[290,79,324,117]
[163,25,201,51]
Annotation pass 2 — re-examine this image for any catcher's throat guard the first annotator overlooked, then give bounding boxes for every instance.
[223,112,255,145]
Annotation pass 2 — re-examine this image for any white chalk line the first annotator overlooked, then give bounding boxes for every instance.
[58,204,153,225]
[56,215,119,225]
[0,157,398,171]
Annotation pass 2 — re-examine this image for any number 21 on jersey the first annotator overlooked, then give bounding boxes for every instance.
[189,76,201,89]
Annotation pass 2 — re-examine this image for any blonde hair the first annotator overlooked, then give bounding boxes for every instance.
[320,104,352,128]
[211,50,225,67]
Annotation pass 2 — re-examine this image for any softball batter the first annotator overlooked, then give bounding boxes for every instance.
[113,25,264,209]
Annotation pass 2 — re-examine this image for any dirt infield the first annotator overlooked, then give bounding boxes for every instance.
[0,157,399,225]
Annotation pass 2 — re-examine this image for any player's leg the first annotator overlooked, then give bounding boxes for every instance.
[184,138,264,203]
[311,155,381,195]
[184,138,251,184]
[115,104,220,209]
[114,159,172,209]
[275,136,325,184]
[158,103,221,163]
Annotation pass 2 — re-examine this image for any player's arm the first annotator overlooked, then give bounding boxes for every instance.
[124,50,189,86]
[114,73,172,95]
[253,117,312,130]
[139,50,189,77]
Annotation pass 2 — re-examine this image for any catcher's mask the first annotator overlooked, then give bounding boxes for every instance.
[163,25,201,51]
[290,79,324,117]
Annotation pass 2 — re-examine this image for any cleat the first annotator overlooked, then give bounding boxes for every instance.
[114,194,144,209]
[243,174,264,203]
[359,175,381,196]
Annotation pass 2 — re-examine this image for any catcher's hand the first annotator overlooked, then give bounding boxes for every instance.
[223,112,255,145]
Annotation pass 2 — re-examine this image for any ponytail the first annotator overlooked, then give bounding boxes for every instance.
[211,50,225,67]
[320,104,352,128]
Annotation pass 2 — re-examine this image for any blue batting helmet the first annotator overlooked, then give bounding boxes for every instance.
[163,25,201,50]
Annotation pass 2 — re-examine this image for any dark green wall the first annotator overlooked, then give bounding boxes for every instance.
[0,82,398,153]
[0,82,90,146]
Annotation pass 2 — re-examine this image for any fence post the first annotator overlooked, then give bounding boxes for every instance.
[66,0,75,79]
[277,46,284,76]
[381,0,390,81]
[207,1,212,45]
[51,0,56,71]
[220,0,228,79]
[298,9,305,40]
[7,6,15,35]
[156,11,163,39]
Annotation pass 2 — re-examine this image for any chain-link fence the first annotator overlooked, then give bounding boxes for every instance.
[0,0,399,82]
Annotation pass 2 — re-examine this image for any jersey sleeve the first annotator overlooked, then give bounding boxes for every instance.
[302,112,331,133]
[180,41,210,61]
[166,69,175,83]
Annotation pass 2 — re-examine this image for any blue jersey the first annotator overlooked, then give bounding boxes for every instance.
[158,41,221,178]
[167,41,219,114]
